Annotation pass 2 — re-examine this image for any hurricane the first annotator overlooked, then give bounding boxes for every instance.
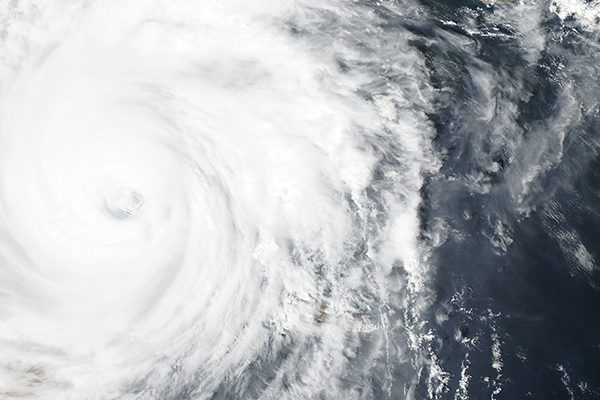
[0,0,599,399]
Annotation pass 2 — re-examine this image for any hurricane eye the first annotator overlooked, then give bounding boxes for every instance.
[103,189,144,220]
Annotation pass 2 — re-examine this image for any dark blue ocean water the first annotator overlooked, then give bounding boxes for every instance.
[412,0,600,397]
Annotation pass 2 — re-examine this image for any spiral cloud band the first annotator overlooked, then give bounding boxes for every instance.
[0,0,441,398]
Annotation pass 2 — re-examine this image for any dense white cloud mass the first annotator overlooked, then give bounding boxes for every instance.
[0,0,439,398]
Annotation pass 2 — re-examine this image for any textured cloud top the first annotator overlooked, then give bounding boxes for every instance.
[3,0,600,399]
[0,1,438,398]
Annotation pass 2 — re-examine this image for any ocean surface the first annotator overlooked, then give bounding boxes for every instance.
[0,0,599,399]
